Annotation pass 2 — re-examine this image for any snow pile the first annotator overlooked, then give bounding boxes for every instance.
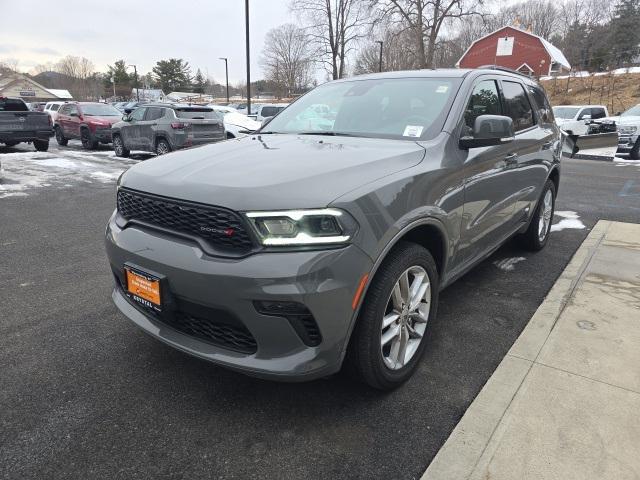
[0,147,139,198]
[550,211,586,232]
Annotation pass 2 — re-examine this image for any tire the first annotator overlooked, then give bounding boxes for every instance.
[226,132,235,139]
[34,140,49,152]
[4,141,19,147]
[81,128,98,150]
[346,241,439,390]
[113,134,130,158]
[55,126,68,146]
[155,138,171,155]
[630,138,640,160]
[518,179,556,251]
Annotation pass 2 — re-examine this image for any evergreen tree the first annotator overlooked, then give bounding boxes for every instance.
[193,69,206,93]
[609,0,640,66]
[152,58,192,92]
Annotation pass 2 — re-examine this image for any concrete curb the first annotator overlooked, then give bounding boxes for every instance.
[421,220,612,480]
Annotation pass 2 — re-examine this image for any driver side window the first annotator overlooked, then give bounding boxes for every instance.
[130,108,146,121]
[464,80,501,132]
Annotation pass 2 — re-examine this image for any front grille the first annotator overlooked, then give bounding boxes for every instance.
[117,188,254,255]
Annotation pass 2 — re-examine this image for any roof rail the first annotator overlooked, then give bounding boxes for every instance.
[476,65,532,78]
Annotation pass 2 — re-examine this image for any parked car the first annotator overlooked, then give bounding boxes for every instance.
[27,102,46,112]
[207,104,261,138]
[113,102,129,112]
[43,101,66,123]
[552,105,608,136]
[253,103,289,122]
[111,104,225,157]
[54,102,122,150]
[0,97,53,151]
[106,68,560,390]
[606,103,640,159]
[236,103,263,116]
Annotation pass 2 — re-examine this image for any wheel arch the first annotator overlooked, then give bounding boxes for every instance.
[548,166,560,196]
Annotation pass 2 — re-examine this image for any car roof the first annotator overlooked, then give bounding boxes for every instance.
[552,105,606,108]
[341,67,540,85]
[141,103,214,110]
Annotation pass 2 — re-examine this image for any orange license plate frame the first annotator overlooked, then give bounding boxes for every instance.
[125,266,162,310]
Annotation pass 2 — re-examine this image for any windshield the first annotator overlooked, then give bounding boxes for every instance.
[552,107,580,119]
[262,77,460,140]
[621,104,640,117]
[175,108,220,120]
[81,104,121,116]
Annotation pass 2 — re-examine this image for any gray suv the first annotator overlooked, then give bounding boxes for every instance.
[106,68,560,390]
[111,104,225,156]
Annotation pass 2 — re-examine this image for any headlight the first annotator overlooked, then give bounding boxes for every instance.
[618,125,637,135]
[245,208,357,246]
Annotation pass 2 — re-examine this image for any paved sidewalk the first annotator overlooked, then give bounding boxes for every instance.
[423,220,640,480]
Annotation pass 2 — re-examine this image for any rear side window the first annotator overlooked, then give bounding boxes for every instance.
[464,80,501,130]
[0,98,29,111]
[528,86,554,124]
[175,108,218,119]
[591,107,606,119]
[501,81,534,132]
[145,107,165,121]
[577,108,591,120]
[260,106,281,117]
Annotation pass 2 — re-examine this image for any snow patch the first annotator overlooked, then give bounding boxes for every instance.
[494,257,526,272]
[550,211,586,232]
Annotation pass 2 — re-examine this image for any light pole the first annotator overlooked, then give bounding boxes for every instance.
[376,41,383,72]
[219,57,229,103]
[245,0,251,115]
[111,76,116,99]
[129,64,139,101]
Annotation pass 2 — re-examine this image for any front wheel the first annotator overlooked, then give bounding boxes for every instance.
[346,242,439,390]
[518,179,556,251]
[113,134,130,158]
[630,138,640,160]
[81,129,98,150]
[34,140,49,152]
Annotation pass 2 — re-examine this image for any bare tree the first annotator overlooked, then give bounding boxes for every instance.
[0,58,20,73]
[291,0,372,80]
[56,55,96,100]
[260,23,314,96]
[374,0,486,69]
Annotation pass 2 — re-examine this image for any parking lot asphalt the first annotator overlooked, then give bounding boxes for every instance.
[2,142,640,480]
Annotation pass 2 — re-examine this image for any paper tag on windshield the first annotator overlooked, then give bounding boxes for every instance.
[403,125,424,137]
[436,85,449,93]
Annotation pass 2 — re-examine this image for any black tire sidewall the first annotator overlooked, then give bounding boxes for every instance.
[350,242,439,389]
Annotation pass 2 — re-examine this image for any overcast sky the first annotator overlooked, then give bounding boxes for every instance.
[0,0,292,84]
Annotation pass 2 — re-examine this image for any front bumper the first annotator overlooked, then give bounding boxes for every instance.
[105,211,373,381]
[92,128,113,142]
[617,134,638,152]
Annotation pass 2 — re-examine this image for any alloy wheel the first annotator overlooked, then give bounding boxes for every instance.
[538,189,553,242]
[114,136,123,155]
[156,141,169,155]
[380,265,431,370]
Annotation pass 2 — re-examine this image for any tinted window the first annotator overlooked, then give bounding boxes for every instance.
[51,104,60,111]
[0,98,29,111]
[528,86,554,124]
[502,81,534,132]
[175,108,218,119]
[464,80,501,130]
[577,108,591,120]
[591,107,606,119]
[130,107,146,121]
[145,107,164,121]
[264,77,461,140]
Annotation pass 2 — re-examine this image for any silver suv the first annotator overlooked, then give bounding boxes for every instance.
[111,104,225,156]
[106,68,561,390]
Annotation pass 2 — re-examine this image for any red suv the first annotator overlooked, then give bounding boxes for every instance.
[55,102,122,150]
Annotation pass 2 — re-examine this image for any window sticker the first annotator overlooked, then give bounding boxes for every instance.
[403,125,424,137]
[436,85,449,93]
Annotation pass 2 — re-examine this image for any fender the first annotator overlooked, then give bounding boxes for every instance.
[338,215,449,363]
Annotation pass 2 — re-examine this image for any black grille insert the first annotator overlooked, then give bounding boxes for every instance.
[117,188,254,254]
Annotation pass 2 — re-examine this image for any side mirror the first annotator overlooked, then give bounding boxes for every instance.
[459,115,515,149]
[122,114,130,122]
[582,114,592,124]
[124,108,133,114]
[261,116,273,127]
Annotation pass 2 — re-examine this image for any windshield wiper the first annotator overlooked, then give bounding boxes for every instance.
[297,131,354,137]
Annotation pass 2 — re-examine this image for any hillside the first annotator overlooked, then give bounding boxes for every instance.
[540,73,640,115]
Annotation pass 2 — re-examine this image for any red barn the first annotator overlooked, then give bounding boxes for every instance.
[457,25,571,76]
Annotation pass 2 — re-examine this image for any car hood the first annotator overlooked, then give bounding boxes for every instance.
[613,115,640,126]
[119,134,427,211]
[223,112,260,130]
[87,115,120,125]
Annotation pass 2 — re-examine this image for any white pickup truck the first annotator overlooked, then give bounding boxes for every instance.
[606,103,640,159]
[552,105,609,136]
